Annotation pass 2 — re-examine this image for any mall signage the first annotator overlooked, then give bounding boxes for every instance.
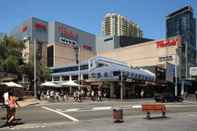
[34,22,47,31]
[82,44,92,50]
[159,56,173,62]
[21,25,28,32]
[156,38,180,48]
[58,26,78,41]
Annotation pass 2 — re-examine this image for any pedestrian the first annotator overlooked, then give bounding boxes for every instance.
[7,93,20,128]
[64,92,69,102]
[50,90,55,102]
[55,91,59,102]
[140,89,144,99]
[46,90,50,101]
[195,90,197,102]
[91,90,95,101]
[73,91,77,102]
[103,91,107,101]
[98,90,102,102]
[77,90,81,102]
[3,91,9,124]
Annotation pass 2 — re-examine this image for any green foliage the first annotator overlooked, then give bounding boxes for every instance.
[0,36,51,83]
[0,36,24,74]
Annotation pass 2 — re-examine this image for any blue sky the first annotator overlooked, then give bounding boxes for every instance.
[0,0,196,39]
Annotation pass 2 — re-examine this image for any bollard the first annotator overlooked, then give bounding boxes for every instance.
[112,108,123,123]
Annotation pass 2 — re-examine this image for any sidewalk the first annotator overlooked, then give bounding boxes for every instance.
[17,97,42,107]
[17,96,197,108]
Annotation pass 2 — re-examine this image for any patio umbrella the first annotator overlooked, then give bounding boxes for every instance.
[40,81,62,88]
[59,80,80,87]
[1,81,23,88]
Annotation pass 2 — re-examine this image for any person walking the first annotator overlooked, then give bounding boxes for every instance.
[98,90,102,102]
[140,89,144,99]
[91,90,95,101]
[3,91,9,124]
[7,93,20,128]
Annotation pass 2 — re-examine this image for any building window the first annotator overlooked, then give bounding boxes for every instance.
[104,37,113,42]
[47,46,54,67]
[104,72,108,77]
[83,74,88,80]
[113,71,120,76]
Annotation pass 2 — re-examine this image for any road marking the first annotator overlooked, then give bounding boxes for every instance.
[55,108,63,112]
[92,106,112,111]
[65,108,80,112]
[42,106,79,122]
[132,105,142,109]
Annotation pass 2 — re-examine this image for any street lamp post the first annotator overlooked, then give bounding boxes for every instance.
[120,71,123,101]
[74,44,81,89]
[78,45,81,89]
[23,36,37,98]
[33,39,37,98]
[175,48,179,96]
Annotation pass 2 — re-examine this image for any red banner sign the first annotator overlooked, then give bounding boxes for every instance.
[34,22,47,31]
[58,26,78,40]
[21,26,28,32]
[82,44,92,50]
[156,38,179,48]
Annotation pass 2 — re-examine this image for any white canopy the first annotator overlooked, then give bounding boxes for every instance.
[1,81,23,88]
[59,80,80,87]
[40,81,61,87]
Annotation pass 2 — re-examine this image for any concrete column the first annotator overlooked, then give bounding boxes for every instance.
[69,75,72,81]
[110,83,114,98]
[59,76,63,81]
[80,74,83,80]
[123,82,126,99]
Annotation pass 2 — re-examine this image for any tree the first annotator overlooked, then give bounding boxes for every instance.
[0,36,24,75]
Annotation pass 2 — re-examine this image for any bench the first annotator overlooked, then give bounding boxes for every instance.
[142,103,166,119]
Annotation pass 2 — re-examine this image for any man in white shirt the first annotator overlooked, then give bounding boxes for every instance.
[3,92,9,124]
[3,92,9,106]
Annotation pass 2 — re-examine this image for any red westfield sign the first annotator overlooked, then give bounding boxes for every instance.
[156,37,180,48]
[58,26,78,40]
[82,44,92,50]
[21,26,28,32]
[34,22,47,31]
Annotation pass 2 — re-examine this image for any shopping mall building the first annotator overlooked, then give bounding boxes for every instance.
[50,36,183,98]
[9,17,190,98]
[10,17,96,66]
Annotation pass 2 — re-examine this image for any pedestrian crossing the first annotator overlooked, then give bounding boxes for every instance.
[53,103,197,113]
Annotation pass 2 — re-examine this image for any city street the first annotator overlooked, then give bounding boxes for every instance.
[0,99,197,131]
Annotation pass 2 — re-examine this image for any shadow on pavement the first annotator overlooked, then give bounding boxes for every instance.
[0,118,24,128]
[144,116,170,120]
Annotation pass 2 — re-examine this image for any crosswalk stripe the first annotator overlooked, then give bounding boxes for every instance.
[65,108,80,112]
[132,105,142,109]
[42,106,79,122]
[92,106,112,111]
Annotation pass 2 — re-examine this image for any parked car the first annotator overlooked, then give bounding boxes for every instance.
[154,93,184,102]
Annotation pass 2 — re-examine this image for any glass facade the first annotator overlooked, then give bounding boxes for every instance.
[166,6,196,78]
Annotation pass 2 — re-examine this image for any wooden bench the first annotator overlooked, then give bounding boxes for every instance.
[142,103,166,119]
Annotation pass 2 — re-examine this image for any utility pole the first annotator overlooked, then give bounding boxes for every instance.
[175,47,180,96]
[120,71,123,101]
[78,45,81,89]
[33,39,37,98]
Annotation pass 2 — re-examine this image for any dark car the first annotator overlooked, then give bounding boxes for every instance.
[154,93,184,102]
